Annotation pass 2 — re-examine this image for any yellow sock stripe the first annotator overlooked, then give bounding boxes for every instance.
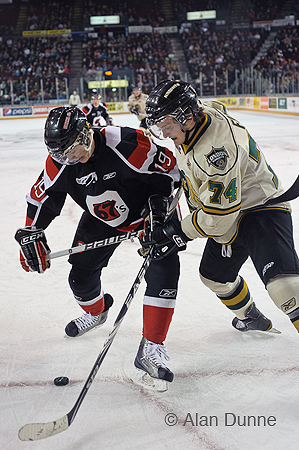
[291,318,299,332]
[220,280,251,310]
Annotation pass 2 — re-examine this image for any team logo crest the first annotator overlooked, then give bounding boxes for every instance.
[86,191,129,226]
[93,200,120,221]
[205,146,229,170]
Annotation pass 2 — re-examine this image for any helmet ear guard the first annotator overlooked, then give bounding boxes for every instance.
[80,126,94,155]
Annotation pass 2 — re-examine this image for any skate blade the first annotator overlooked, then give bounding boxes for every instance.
[267,326,281,334]
[130,368,168,392]
[243,326,281,334]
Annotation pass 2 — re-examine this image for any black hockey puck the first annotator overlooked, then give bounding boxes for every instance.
[54,376,69,386]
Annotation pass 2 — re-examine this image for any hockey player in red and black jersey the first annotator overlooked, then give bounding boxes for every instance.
[15,106,183,389]
[82,93,113,127]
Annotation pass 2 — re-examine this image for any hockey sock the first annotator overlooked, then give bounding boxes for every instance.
[143,304,174,345]
[267,275,299,332]
[286,307,299,332]
[217,277,253,319]
[76,292,105,316]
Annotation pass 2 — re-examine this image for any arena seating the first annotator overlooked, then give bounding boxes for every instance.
[0,0,298,104]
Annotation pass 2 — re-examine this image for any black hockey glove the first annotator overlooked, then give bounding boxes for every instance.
[130,105,140,115]
[138,195,168,258]
[139,218,190,260]
[15,226,51,273]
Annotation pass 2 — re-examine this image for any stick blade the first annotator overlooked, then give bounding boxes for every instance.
[18,415,69,441]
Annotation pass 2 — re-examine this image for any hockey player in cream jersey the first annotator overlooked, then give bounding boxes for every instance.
[142,79,299,335]
[175,103,286,244]
[128,86,149,131]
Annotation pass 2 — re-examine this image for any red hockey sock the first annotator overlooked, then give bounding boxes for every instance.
[143,304,174,344]
[79,294,105,316]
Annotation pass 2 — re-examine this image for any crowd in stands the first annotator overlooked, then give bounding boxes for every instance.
[0,36,72,77]
[249,0,281,22]
[173,0,231,26]
[0,1,18,37]
[25,0,73,31]
[253,25,299,94]
[255,25,299,70]
[0,77,68,105]
[83,0,166,28]
[180,23,250,95]
[81,32,180,96]
[0,35,72,104]
[0,0,299,104]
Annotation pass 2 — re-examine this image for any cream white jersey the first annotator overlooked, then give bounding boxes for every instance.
[128,93,148,121]
[176,102,290,244]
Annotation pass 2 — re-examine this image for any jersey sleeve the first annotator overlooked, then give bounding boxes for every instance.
[25,156,67,229]
[127,95,135,111]
[101,106,109,121]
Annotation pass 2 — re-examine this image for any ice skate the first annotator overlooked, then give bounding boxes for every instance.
[232,302,280,334]
[131,337,173,392]
[65,294,114,337]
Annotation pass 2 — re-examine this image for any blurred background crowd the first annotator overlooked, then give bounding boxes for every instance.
[0,0,298,105]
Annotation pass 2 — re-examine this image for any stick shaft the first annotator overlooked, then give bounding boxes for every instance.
[50,230,139,259]
[243,175,299,212]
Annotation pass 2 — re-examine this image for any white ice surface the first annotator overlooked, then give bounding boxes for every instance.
[0,110,299,450]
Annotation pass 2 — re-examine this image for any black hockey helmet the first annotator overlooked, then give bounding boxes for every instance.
[91,93,101,101]
[145,80,200,130]
[44,106,92,165]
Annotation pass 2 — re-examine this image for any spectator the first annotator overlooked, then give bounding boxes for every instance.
[69,90,81,106]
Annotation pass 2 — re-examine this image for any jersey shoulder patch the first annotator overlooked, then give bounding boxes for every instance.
[45,156,63,181]
[102,126,151,169]
[44,155,66,190]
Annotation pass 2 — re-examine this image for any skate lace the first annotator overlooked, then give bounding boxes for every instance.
[142,342,170,368]
[74,312,99,331]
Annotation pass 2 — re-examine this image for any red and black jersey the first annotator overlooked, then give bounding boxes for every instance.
[82,102,110,126]
[25,126,180,231]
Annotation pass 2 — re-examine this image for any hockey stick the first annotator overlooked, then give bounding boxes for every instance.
[50,230,140,260]
[18,186,182,441]
[265,174,299,205]
[18,251,152,441]
[242,174,299,212]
